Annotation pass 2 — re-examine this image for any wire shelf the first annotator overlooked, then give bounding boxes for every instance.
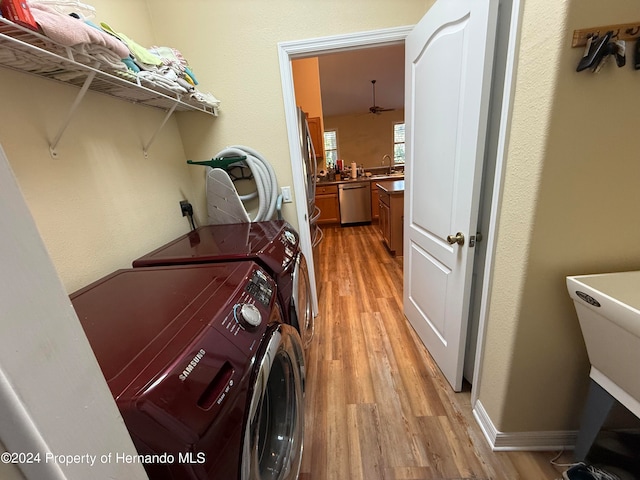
[0,17,218,115]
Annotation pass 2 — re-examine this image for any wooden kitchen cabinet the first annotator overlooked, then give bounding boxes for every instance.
[315,184,340,224]
[377,180,404,256]
[306,116,325,160]
[371,182,380,220]
[379,195,390,245]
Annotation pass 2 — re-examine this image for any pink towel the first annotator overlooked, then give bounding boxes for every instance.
[29,4,130,59]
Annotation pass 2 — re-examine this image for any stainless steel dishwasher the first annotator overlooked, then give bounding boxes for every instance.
[338,182,372,225]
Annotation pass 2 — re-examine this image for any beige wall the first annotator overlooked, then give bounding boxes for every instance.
[147,0,430,223]
[12,0,634,445]
[0,1,429,294]
[0,69,207,293]
[478,0,640,433]
[324,110,405,170]
[0,0,207,293]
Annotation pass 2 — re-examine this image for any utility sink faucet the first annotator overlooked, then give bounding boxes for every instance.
[382,154,392,173]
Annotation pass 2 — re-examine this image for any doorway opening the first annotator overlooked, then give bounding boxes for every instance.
[278,26,411,322]
[290,44,406,179]
[278,0,519,404]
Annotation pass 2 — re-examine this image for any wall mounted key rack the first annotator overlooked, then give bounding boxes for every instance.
[572,21,640,73]
[572,22,640,48]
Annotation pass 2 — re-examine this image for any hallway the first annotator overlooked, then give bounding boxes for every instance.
[299,224,567,479]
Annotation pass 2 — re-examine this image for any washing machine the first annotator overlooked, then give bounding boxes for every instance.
[70,262,305,480]
[132,220,314,349]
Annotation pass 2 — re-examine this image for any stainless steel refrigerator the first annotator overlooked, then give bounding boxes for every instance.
[296,107,323,275]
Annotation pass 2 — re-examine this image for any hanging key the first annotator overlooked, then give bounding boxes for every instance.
[613,40,626,67]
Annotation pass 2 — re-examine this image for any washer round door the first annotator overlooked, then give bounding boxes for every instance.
[242,324,305,480]
[291,252,314,349]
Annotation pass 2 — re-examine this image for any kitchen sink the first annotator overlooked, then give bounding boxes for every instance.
[566,270,640,417]
[369,172,404,179]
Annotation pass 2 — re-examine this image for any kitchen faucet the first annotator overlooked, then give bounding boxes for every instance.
[382,154,392,174]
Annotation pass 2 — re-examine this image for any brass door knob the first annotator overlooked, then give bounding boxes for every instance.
[446,232,465,246]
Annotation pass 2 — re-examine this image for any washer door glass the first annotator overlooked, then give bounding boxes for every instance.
[292,253,313,348]
[242,324,305,480]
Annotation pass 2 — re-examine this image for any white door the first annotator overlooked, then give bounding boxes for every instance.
[403,0,499,391]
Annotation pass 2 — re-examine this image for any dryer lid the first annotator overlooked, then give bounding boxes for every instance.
[132,220,299,274]
[70,262,259,395]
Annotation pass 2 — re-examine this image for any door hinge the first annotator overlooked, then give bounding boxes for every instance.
[469,232,483,248]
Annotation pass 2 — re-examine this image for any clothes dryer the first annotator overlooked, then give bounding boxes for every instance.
[132,220,314,349]
[71,262,305,480]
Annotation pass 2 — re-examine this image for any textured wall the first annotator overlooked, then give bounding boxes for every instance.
[8,0,640,442]
[0,0,430,293]
[479,0,640,432]
[0,0,205,293]
[324,110,405,169]
[147,0,432,226]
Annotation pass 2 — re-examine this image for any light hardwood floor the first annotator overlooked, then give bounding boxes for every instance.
[299,224,570,480]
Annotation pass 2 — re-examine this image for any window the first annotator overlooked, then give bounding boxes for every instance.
[323,130,338,167]
[393,123,405,164]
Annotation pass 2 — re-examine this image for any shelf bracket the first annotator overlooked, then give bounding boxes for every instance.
[49,70,97,159]
[143,101,179,158]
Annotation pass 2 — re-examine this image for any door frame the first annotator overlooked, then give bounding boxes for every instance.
[278,26,412,318]
[467,0,521,403]
[277,1,521,405]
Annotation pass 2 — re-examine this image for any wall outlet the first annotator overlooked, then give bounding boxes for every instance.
[281,186,292,203]
[179,200,193,216]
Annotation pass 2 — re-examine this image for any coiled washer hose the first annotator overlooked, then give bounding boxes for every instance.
[207,145,279,222]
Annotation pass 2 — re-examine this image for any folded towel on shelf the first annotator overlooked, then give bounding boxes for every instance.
[148,46,200,88]
[100,22,162,70]
[28,0,96,19]
[121,56,140,73]
[137,70,188,94]
[73,43,128,72]
[29,3,129,59]
[148,46,187,69]
[183,66,198,85]
[176,77,195,92]
[110,69,137,82]
[190,91,220,109]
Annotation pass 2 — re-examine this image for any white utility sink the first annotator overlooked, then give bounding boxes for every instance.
[567,270,640,418]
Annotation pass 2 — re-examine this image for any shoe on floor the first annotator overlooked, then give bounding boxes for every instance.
[562,463,621,480]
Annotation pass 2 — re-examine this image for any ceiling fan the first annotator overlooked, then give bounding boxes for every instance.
[368,79,395,115]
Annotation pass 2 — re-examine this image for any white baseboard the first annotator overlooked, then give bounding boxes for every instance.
[473,400,577,451]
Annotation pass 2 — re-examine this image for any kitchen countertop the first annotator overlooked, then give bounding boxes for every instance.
[317,173,404,186]
[376,179,405,194]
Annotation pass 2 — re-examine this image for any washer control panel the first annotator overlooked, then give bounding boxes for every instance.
[218,266,276,350]
[245,268,274,307]
[233,303,262,329]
